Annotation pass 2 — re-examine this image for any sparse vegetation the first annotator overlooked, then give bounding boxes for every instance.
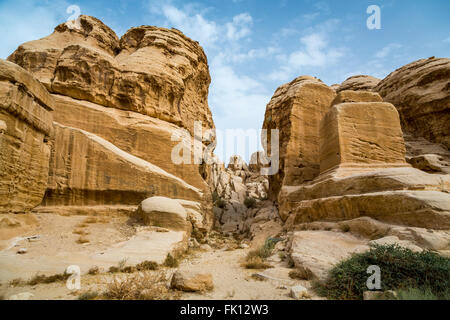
[73,229,89,236]
[9,278,26,287]
[84,217,98,224]
[394,287,439,300]
[103,272,179,300]
[28,272,71,286]
[244,197,257,209]
[136,261,159,271]
[78,291,99,300]
[289,266,315,280]
[76,236,90,244]
[315,245,450,300]
[164,254,179,268]
[242,237,281,269]
[243,256,272,269]
[88,266,100,275]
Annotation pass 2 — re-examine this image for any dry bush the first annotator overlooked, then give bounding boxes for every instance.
[164,254,179,268]
[73,229,89,236]
[88,266,100,275]
[84,217,98,224]
[103,272,180,300]
[78,291,99,300]
[76,236,90,244]
[242,256,271,270]
[136,261,159,271]
[28,272,71,286]
[9,278,26,287]
[289,266,315,280]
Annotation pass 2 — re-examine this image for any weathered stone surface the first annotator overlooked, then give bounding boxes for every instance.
[262,76,336,200]
[337,75,380,93]
[0,60,53,213]
[375,57,450,148]
[407,154,450,174]
[43,123,203,207]
[330,90,383,106]
[281,167,450,228]
[8,15,214,137]
[171,270,214,292]
[288,231,368,280]
[319,101,407,173]
[135,197,188,231]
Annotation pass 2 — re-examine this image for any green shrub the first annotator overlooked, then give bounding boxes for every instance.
[164,254,179,268]
[395,287,438,300]
[244,197,257,209]
[316,244,450,300]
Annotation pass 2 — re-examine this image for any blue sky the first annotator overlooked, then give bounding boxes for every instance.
[1,0,449,162]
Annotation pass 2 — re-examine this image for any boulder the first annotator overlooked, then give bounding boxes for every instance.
[290,285,310,299]
[262,76,336,200]
[0,60,53,213]
[375,57,450,149]
[135,197,188,231]
[337,75,380,93]
[170,270,214,292]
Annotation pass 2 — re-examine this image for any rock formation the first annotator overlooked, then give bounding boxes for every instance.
[336,75,380,92]
[277,90,450,228]
[7,16,215,231]
[262,76,336,201]
[375,57,450,149]
[0,60,53,213]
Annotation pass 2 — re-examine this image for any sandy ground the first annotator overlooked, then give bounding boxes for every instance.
[0,245,321,300]
[0,212,321,300]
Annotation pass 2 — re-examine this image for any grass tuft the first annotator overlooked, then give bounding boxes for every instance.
[164,254,179,268]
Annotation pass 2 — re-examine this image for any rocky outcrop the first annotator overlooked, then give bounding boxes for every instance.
[278,90,450,229]
[375,57,450,149]
[262,76,336,201]
[8,15,214,136]
[320,92,407,173]
[6,16,215,229]
[0,60,53,213]
[337,75,380,93]
[170,270,214,292]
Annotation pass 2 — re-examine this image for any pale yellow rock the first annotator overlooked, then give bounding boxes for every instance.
[170,270,214,292]
[319,102,407,173]
[8,16,214,137]
[330,90,383,106]
[262,76,336,200]
[337,75,380,93]
[135,197,188,231]
[0,60,53,213]
[375,57,450,149]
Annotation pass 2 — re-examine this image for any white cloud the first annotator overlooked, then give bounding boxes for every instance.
[161,5,219,48]
[268,33,345,81]
[375,43,402,59]
[225,13,252,41]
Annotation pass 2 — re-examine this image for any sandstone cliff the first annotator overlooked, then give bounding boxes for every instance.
[0,60,53,213]
[375,57,450,149]
[5,16,215,232]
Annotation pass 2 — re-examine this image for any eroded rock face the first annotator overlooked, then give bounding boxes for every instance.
[375,57,450,149]
[262,76,336,201]
[0,60,53,213]
[337,75,380,93]
[135,197,188,231]
[320,93,407,173]
[6,16,215,228]
[8,15,214,136]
